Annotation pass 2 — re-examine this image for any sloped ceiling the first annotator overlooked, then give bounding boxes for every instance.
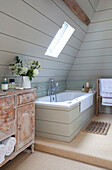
[63,0,90,25]
[0,0,99,86]
[68,0,112,81]
[76,0,97,21]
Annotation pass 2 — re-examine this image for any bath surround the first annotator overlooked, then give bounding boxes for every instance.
[35,91,96,142]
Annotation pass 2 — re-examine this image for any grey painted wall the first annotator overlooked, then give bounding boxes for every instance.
[0,0,99,95]
[76,0,99,20]
[0,0,88,84]
[68,0,112,82]
[67,0,112,114]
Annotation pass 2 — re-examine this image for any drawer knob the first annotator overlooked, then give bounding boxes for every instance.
[18,127,21,131]
[18,126,21,131]
[7,100,11,104]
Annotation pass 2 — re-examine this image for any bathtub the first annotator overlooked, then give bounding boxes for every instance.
[35,91,96,142]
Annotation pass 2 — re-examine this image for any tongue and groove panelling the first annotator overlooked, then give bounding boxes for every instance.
[0,0,89,95]
[68,0,112,84]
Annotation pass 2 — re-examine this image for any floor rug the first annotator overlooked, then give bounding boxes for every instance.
[84,121,110,135]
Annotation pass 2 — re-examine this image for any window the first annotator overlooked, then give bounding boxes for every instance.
[45,22,75,58]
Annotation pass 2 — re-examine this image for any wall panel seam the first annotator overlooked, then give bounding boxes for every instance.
[21,0,84,42]
[51,0,87,34]
[84,38,112,43]
[0,50,73,65]
[0,12,79,50]
[77,55,112,58]
[91,18,112,24]
[73,62,112,65]
[88,0,95,12]
[88,29,112,34]
[80,47,112,51]
[0,32,76,59]
[96,8,112,13]
[0,65,71,71]
[0,11,52,38]
[71,69,112,71]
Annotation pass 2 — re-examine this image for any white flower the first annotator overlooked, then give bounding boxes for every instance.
[30,61,33,65]
[33,69,39,76]
[22,67,28,72]
[20,67,28,75]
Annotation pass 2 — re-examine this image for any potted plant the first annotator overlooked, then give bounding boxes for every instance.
[9,56,41,88]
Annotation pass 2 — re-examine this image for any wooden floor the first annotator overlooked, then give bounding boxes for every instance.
[1,151,104,170]
[35,114,112,170]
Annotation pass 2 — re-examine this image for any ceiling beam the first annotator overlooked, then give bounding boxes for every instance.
[63,0,90,25]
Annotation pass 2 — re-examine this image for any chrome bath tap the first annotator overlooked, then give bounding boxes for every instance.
[48,79,58,102]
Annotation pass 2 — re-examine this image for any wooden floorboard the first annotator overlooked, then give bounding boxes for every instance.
[35,114,112,169]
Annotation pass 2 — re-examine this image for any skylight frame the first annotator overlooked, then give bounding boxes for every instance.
[45,22,75,58]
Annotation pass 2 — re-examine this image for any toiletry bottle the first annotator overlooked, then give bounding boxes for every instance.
[9,78,15,89]
[86,82,89,93]
[11,79,15,89]
[8,79,12,89]
[2,78,8,92]
[82,85,85,92]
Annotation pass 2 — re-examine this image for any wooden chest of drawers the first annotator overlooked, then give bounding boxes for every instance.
[0,96,15,110]
[17,92,36,105]
[0,89,36,167]
[0,109,15,125]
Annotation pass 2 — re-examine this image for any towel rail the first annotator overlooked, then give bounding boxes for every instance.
[96,79,112,116]
[96,79,99,116]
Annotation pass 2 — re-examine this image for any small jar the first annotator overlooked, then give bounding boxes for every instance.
[9,79,15,89]
[2,78,8,92]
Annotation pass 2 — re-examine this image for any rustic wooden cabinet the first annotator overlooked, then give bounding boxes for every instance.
[17,103,35,150]
[0,89,36,167]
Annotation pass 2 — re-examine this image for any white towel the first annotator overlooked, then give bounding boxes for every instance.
[0,144,5,164]
[100,79,112,97]
[102,98,112,106]
[101,93,112,106]
[76,94,93,112]
[100,79,112,106]
[2,137,16,156]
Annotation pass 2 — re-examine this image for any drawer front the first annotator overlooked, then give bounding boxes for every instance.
[0,109,15,125]
[0,96,15,110]
[17,92,36,105]
[0,120,15,133]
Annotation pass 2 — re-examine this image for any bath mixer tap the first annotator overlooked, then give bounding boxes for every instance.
[48,79,58,102]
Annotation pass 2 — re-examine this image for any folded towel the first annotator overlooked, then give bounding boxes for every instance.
[100,79,112,95]
[2,137,16,156]
[102,98,112,106]
[76,94,93,112]
[0,144,5,164]
[100,79,112,106]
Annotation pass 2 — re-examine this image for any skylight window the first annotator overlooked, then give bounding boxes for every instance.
[45,22,75,58]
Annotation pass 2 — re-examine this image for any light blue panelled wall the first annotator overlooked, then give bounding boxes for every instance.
[0,0,98,94]
[68,0,112,81]
[67,80,96,91]
[1,0,112,109]
[32,80,67,97]
[32,80,96,98]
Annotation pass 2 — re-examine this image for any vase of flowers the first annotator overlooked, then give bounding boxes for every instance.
[22,76,31,89]
[9,56,41,89]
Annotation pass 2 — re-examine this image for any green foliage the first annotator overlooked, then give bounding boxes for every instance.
[9,56,41,81]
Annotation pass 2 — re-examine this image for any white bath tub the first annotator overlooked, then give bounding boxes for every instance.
[35,91,96,142]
